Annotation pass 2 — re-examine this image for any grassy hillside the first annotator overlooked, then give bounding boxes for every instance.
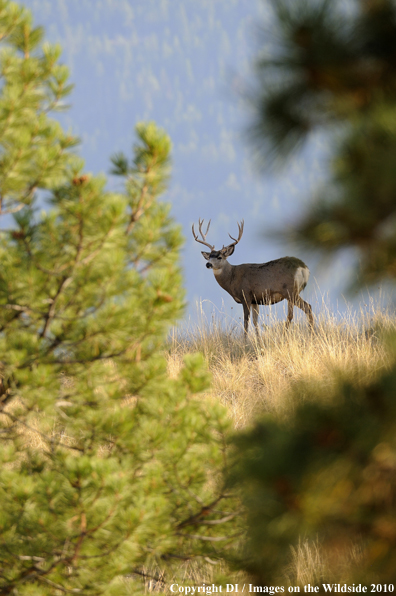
[168,299,394,427]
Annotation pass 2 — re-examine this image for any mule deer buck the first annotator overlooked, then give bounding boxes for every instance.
[192,219,314,334]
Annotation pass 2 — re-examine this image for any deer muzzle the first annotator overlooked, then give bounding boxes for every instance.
[206,262,213,269]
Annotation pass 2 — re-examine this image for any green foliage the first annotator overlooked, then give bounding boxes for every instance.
[0,1,78,215]
[0,2,237,593]
[250,0,396,285]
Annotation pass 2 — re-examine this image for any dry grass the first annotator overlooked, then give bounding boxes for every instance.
[283,538,364,588]
[167,298,395,428]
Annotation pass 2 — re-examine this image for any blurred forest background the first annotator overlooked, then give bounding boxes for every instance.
[20,0,342,322]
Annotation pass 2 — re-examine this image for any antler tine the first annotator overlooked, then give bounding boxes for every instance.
[199,218,211,239]
[192,218,215,250]
[227,219,244,247]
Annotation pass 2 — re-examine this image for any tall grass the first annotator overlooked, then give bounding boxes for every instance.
[167,298,395,427]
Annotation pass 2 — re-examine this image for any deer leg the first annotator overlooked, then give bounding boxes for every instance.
[285,300,294,329]
[251,304,260,336]
[242,302,250,334]
[295,296,314,328]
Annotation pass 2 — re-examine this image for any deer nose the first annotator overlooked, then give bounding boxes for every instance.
[206,262,213,269]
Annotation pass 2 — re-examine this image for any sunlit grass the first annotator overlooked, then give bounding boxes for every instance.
[168,297,394,428]
[283,539,364,588]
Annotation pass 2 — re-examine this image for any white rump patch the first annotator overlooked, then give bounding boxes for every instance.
[294,266,310,292]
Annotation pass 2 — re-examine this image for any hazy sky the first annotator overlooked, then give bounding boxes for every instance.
[20,0,355,325]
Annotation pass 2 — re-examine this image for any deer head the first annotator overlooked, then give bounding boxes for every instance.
[192,219,244,272]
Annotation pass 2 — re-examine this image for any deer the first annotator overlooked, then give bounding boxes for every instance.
[192,219,314,334]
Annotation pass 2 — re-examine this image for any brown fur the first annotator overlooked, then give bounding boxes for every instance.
[204,256,314,334]
[193,219,313,334]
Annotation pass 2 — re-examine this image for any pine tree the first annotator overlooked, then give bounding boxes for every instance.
[0,2,237,593]
[249,0,396,285]
[232,0,396,587]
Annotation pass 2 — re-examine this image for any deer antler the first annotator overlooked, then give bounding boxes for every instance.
[222,220,244,250]
[192,219,215,250]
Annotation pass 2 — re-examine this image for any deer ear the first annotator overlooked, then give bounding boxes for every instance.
[201,251,211,261]
[221,245,235,257]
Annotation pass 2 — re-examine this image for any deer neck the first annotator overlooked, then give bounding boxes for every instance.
[213,261,234,292]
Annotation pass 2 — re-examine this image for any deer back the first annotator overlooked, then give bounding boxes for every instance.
[216,257,309,304]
